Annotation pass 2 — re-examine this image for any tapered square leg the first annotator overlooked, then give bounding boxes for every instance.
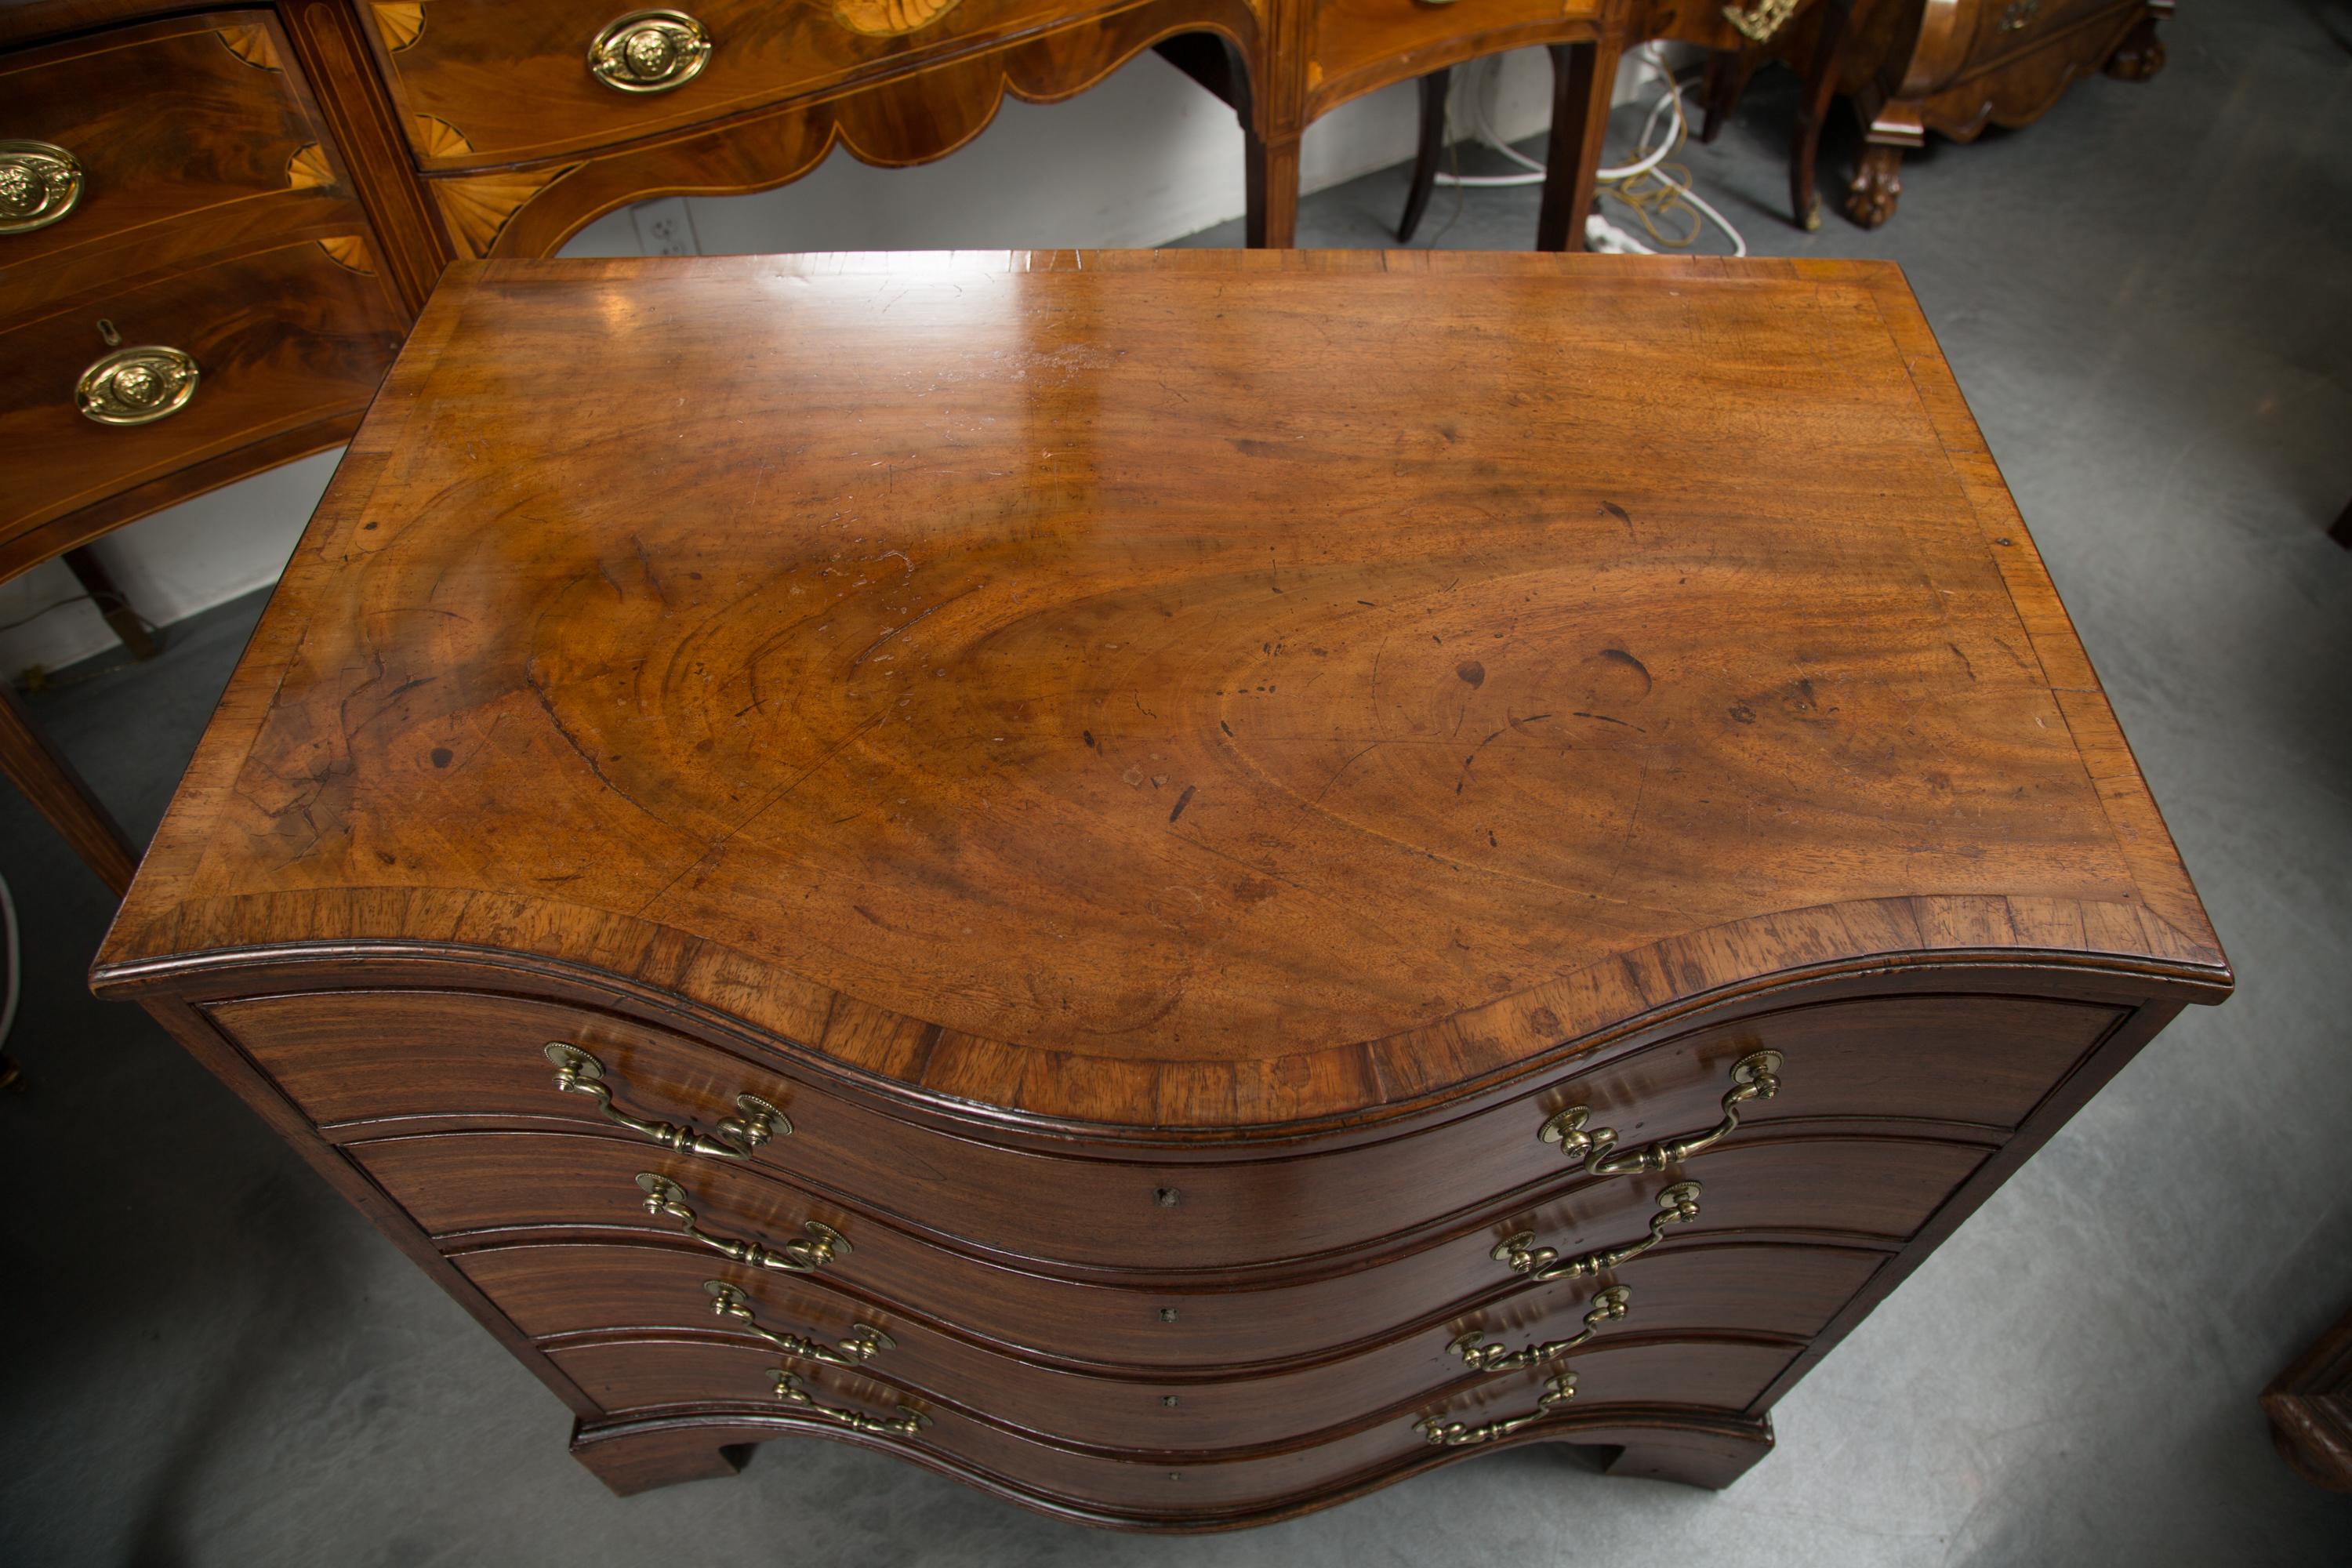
[1397,70,1453,242]
[0,681,137,894]
[1246,130,1301,249]
[1537,36,1623,252]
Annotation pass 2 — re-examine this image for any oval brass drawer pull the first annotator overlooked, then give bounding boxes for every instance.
[635,1172,847,1273]
[0,140,85,234]
[545,1041,787,1159]
[76,345,198,426]
[774,1372,929,1437]
[1450,1285,1631,1374]
[1540,1049,1782,1175]
[1493,1181,1701,1285]
[588,9,712,93]
[1417,1372,1577,1446]
[706,1280,893,1367]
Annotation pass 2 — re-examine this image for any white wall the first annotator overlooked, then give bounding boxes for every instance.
[2,47,1611,681]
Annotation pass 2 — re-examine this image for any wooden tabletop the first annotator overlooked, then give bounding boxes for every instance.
[95,251,2228,1132]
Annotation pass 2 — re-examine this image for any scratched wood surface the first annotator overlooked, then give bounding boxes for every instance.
[94,251,2229,1131]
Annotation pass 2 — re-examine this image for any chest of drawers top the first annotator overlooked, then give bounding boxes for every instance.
[93,249,2227,1137]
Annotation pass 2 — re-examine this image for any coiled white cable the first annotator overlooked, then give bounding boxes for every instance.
[1432,45,1747,256]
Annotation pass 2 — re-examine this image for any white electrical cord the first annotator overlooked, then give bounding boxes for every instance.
[1433,45,1747,256]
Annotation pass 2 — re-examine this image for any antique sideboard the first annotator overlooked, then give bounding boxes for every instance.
[93,249,2232,1525]
[2,0,1646,891]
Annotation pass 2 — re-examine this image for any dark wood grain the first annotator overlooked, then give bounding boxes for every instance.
[210,983,2114,1269]
[0,236,406,564]
[2263,1304,2352,1492]
[465,1234,1878,1449]
[0,12,369,318]
[428,0,1260,259]
[90,251,2229,1523]
[354,1124,1981,1367]
[365,0,1188,170]
[554,1330,1797,1515]
[1838,0,2171,229]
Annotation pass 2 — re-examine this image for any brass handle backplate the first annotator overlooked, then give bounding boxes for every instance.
[706,1280,893,1367]
[775,1372,928,1437]
[1450,1285,1632,1374]
[588,9,712,93]
[1417,1372,1577,1446]
[1493,1181,1701,1285]
[545,1041,786,1160]
[1540,1049,1782,1176]
[0,140,85,234]
[76,346,198,426]
[636,1173,847,1273]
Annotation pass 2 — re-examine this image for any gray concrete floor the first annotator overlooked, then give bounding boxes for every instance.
[5,2,2351,1562]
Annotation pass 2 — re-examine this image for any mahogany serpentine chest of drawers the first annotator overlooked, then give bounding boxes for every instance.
[91,249,2230,1528]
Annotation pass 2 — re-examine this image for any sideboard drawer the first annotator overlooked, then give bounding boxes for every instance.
[354,1127,1978,1369]
[0,239,405,556]
[367,0,1126,171]
[1,13,367,318]
[462,1236,1879,1449]
[212,985,2103,1272]
[556,1333,1797,1516]
[1305,0,1601,112]
[1967,0,2119,64]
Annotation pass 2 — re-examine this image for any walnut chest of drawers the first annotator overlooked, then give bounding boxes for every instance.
[91,249,2230,1529]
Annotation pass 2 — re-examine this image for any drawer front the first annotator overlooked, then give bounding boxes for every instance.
[463,1236,1880,1449]
[1965,0,2121,64]
[553,1333,1796,1516]
[354,1127,1978,1369]
[365,0,1122,170]
[1306,0,1599,113]
[1,13,366,317]
[0,240,405,553]
[216,986,2102,1272]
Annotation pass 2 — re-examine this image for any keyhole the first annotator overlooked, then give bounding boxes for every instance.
[96,318,122,347]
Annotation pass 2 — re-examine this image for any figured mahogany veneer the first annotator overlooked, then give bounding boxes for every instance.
[93,251,2229,1526]
[209,986,2119,1269]
[554,1334,1799,1514]
[352,1124,1984,1366]
[0,238,407,575]
[464,1236,1882,1449]
[6,0,1628,885]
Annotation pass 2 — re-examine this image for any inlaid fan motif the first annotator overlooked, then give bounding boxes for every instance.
[372,2,427,51]
[833,0,963,37]
[216,24,283,70]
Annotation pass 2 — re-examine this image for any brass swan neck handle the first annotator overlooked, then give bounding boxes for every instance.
[1417,1373,1577,1446]
[1493,1181,1701,1285]
[774,1373,928,1437]
[1450,1285,1632,1374]
[636,1173,847,1273]
[546,1041,788,1160]
[1540,1050,1782,1176]
[705,1281,892,1367]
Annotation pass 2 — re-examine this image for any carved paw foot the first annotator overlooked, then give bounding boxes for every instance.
[1845,145,1902,229]
[2105,18,2165,81]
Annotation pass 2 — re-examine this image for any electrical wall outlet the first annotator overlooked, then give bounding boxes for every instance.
[630,197,702,257]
